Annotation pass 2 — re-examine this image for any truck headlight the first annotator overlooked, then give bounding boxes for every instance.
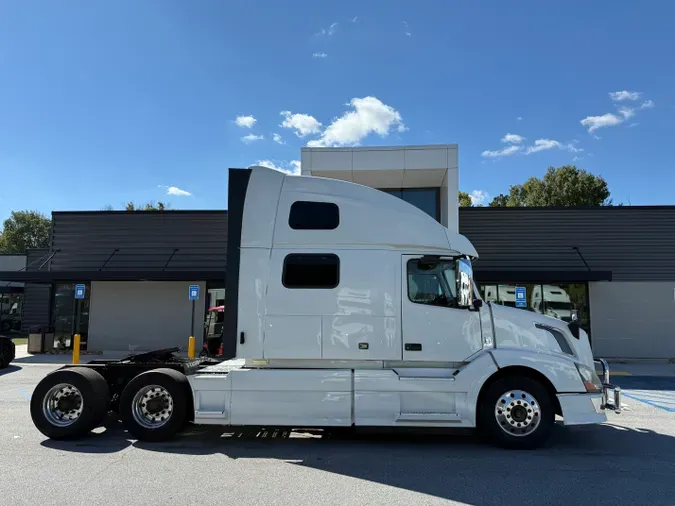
[576,363,603,393]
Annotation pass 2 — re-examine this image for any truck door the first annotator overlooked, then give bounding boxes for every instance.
[401,255,483,362]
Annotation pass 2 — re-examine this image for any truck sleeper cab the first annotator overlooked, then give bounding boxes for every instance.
[30,166,621,450]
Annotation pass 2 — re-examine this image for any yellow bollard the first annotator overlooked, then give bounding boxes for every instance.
[188,336,196,359]
[72,334,81,364]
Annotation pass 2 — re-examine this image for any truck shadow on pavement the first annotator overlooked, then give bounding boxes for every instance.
[41,419,675,505]
[0,364,21,376]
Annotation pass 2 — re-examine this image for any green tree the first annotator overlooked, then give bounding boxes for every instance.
[488,165,611,207]
[488,194,510,207]
[124,201,168,211]
[0,210,52,253]
[458,191,473,207]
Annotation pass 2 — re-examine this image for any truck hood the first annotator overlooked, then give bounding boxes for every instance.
[490,303,595,368]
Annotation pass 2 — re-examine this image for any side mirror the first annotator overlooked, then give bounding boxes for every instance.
[456,258,474,308]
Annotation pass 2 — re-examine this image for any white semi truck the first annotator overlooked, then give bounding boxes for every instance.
[30,166,621,449]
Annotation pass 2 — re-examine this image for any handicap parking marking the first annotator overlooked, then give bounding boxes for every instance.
[611,376,675,413]
[621,391,675,413]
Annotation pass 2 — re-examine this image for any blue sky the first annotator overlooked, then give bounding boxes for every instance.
[1,0,674,222]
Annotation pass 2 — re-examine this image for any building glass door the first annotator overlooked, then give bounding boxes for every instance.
[52,283,90,351]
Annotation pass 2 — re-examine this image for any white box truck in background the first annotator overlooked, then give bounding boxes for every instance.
[30,166,621,449]
[531,284,576,322]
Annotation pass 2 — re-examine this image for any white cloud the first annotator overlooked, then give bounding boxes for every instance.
[317,22,338,36]
[241,134,264,144]
[352,16,358,23]
[525,139,561,154]
[470,190,489,206]
[166,186,191,197]
[484,136,582,157]
[481,145,521,158]
[272,133,284,144]
[234,115,256,128]
[627,122,639,128]
[609,91,642,102]
[403,21,411,36]
[618,107,635,119]
[306,96,406,148]
[581,94,654,134]
[566,142,583,153]
[312,52,328,58]
[516,116,523,121]
[280,110,322,137]
[253,159,301,176]
[580,113,623,133]
[572,156,581,162]
[502,133,524,144]
[290,160,301,175]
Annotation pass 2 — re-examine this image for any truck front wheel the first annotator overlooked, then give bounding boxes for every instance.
[119,368,190,442]
[478,375,555,450]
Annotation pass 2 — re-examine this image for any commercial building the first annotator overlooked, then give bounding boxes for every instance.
[0,144,673,359]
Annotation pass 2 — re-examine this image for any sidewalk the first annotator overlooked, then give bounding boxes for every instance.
[11,344,190,365]
[604,362,675,377]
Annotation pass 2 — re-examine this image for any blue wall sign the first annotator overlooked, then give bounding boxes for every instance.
[515,286,526,308]
[189,285,200,301]
[74,284,86,300]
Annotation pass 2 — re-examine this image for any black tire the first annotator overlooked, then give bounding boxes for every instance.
[0,338,15,369]
[30,367,110,439]
[477,375,555,450]
[119,368,190,442]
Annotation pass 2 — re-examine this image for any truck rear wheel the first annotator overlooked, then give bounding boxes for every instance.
[478,375,555,450]
[30,367,110,439]
[0,337,15,369]
[119,368,189,442]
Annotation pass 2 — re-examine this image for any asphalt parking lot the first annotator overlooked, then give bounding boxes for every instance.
[2,362,675,506]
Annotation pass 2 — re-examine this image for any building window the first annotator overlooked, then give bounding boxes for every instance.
[407,259,457,307]
[479,282,590,335]
[289,201,339,230]
[282,254,340,289]
[0,292,23,334]
[379,188,440,222]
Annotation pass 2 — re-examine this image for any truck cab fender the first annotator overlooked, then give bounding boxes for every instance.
[487,348,586,395]
[461,348,586,426]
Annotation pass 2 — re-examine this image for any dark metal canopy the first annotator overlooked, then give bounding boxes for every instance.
[0,270,226,284]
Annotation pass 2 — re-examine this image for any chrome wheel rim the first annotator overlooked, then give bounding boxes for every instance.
[43,383,84,427]
[132,385,174,429]
[494,390,541,437]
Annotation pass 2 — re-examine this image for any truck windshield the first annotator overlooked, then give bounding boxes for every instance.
[407,259,457,307]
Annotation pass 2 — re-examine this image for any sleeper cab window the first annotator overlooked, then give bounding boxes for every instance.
[282,254,340,289]
[288,201,339,230]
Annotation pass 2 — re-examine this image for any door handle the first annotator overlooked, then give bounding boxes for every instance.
[405,343,422,351]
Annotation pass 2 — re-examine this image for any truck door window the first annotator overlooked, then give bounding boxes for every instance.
[282,253,340,289]
[407,259,456,307]
[289,201,340,230]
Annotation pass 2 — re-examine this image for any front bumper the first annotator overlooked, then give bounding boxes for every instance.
[594,358,622,414]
